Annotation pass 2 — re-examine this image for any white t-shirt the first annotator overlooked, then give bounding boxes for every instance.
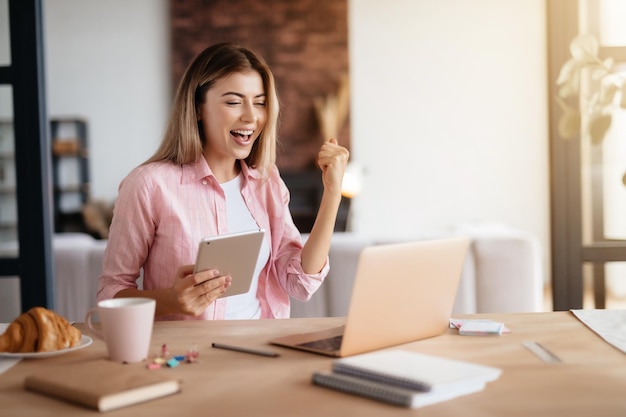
[221,174,270,319]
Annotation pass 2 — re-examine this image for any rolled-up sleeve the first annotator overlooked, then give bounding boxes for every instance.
[97,168,154,301]
[255,169,330,317]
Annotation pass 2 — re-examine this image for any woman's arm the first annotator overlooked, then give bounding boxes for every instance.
[115,266,231,317]
[98,164,231,318]
[301,138,349,274]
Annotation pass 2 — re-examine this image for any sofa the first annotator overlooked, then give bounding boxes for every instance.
[0,224,544,322]
[291,227,544,318]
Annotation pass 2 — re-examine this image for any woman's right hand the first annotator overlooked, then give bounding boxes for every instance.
[169,265,231,317]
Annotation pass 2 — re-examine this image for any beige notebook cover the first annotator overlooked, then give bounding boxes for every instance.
[24,359,181,412]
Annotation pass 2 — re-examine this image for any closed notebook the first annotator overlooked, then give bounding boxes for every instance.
[24,359,180,412]
[312,370,487,408]
[331,350,501,393]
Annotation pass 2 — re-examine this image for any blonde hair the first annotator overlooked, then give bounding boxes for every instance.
[145,43,279,176]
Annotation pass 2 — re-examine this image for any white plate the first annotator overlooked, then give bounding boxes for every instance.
[0,335,93,359]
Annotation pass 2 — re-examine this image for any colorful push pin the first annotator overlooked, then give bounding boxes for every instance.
[185,344,199,363]
[166,358,179,368]
[160,343,170,359]
[153,357,167,365]
[147,363,162,370]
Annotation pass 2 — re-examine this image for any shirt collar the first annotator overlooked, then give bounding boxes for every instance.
[181,158,261,184]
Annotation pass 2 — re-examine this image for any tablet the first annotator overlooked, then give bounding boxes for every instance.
[194,229,265,298]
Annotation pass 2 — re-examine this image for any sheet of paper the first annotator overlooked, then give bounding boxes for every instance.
[571,309,626,354]
[0,323,22,373]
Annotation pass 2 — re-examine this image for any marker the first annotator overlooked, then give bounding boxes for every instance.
[211,342,280,358]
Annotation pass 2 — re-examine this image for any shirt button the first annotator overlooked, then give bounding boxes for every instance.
[247,198,252,203]
[202,180,207,185]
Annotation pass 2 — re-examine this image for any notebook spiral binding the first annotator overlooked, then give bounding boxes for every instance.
[312,371,414,407]
[332,362,431,392]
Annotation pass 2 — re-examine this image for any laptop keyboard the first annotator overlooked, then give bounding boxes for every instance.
[296,335,343,351]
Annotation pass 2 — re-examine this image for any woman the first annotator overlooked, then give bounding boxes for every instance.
[97,42,349,320]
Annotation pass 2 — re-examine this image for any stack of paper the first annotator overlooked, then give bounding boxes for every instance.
[312,349,501,408]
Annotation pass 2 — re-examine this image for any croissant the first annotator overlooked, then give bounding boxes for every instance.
[0,307,82,353]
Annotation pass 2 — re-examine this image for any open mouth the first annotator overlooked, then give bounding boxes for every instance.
[231,129,254,143]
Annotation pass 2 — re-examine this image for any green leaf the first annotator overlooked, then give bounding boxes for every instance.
[591,65,609,80]
[558,113,580,139]
[588,114,612,145]
[557,67,580,98]
[598,83,619,106]
[556,59,577,85]
[570,34,599,64]
[555,97,581,139]
[558,82,577,98]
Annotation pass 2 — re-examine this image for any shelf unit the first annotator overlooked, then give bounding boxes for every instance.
[0,118,91,239]
[50,118,90,233]
[0,120,18,242]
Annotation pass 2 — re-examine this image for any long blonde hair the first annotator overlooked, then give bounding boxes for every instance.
[145,43,279,176]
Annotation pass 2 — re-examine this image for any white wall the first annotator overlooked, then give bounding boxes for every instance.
[43,0,550,279]
[349,0,549,265]
[43,0,170,200]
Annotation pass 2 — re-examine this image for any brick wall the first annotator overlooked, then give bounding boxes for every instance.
[170,0,350,171]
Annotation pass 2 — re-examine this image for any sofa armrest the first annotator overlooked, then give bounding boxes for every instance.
[472,233,544,312]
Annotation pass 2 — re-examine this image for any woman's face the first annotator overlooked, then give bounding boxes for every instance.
[198,70,267,175]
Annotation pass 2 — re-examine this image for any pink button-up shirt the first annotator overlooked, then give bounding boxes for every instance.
[97,158,329,320]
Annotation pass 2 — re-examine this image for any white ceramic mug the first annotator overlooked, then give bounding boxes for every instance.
[85,297,156,363]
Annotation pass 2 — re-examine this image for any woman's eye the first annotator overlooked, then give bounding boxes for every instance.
[226,101,241,106]
[254,102,266,107]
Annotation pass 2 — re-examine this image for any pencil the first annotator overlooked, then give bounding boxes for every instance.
[211,342,280,358]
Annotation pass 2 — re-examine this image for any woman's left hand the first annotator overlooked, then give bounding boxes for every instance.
[317,138,349,195]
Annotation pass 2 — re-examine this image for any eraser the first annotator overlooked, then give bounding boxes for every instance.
[459,321,504,336]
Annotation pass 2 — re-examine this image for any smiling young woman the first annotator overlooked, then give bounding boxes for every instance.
[97,42,349,321]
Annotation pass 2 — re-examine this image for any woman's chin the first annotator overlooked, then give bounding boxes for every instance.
[233,148,253,161]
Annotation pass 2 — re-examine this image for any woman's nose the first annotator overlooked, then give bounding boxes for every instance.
[241,103,258,122]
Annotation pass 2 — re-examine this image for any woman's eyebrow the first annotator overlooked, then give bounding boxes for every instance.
[221,92,266,98]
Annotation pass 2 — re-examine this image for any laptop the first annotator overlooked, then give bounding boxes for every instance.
[269,236,470,357]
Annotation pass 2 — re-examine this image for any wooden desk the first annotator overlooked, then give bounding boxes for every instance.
[1,312,625,416]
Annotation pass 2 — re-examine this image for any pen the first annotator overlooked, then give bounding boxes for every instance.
[211,342,280,358]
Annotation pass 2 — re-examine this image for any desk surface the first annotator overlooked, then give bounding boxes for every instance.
[1,312,625,416]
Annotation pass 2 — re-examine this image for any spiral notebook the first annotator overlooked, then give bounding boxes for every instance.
[312,349,501,408]
[312,371,487,408]
[331,350,501,392]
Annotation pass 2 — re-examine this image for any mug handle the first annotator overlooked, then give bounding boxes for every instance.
[84,308,104,341]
